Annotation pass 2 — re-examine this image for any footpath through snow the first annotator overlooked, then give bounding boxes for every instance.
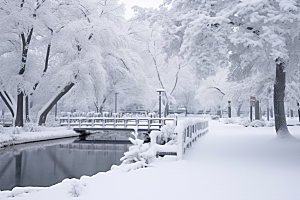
[0,120,300,200]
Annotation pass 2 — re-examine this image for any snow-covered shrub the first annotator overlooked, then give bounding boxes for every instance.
[61,112,68,117]
[23,122,43,132]
[111,128,154,172]
[0,125,3,133]
[69,180,86,197]
[79,112,86,117]
[265,120,275,127]
[211,115,219,120]
[87,112,95,117]
[224,118,235,124]
[120,129,152,165]
[12,127,21,134]
[45,116,60,127]
[250,120,266,127]
[242,119,251,127]
[157,123,176,145]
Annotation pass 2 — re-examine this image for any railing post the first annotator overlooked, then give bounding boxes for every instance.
[113,114,116,128]
[177,131,183,160]
[67,113,70,130]
[186,127,189,137]
[102,117,105,127]
[148,117,150,131]
[124,116,127,128]
[161,117,165,128]
[175,114,178,126]
[79,118,81,127]
[92,118,94,127]
[136,116,138,128]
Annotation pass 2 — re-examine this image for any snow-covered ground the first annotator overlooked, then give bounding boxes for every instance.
[0,127,79,148]
[0,119,300,200]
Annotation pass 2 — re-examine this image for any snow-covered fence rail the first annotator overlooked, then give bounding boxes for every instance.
[149,119,208,159]
[59,115,178,130]
[175,119,208,159]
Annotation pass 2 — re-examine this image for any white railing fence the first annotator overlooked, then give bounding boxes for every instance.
[149,119,209,159]
[60,114,178,130]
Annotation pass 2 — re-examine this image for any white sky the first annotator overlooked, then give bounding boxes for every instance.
[120,0,163,19]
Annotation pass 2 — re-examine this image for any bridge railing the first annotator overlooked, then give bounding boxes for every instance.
[59,115,178,130]
[150,119,208,159]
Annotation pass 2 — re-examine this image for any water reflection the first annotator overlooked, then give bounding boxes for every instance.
[0,137,130,191]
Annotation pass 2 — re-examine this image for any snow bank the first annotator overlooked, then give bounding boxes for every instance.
[0,127,79,148]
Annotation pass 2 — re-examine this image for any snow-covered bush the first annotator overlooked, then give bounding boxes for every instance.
[23,122,43,132]
[157,123,176,145]
[242,119,267,127]
[250,120,266,127]
[87,112,95,117]
[211,115,219,120]
[121,130,152,164]
[242,119,251,127]
[45,116,60,127]
[12,127,21,134]
[69,180,86,197]
[224,118,235,124]
[265,120,275,127]
[61,112,68,117]
[111,128,154,172]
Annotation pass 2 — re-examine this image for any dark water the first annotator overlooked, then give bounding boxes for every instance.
[0,137,130,191]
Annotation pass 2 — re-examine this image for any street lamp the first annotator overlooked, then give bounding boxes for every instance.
[297,102,300,122]
[228,101,231,118]
[115,92,118,113]
[156,89,165,118]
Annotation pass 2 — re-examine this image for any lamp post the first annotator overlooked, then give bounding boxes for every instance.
[156,89,165,118]
[297,102,300,122]
[228,101,231,118]
[115,92,118,113]
[250,96,256,121]
[255,100,260,120]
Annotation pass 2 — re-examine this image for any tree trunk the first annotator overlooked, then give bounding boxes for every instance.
[237,102,242,117]
[250,106,253,121]
[99,97,108,114]
[16,28,34,127]
[273,59,290,137]
[37,82,74,125]
[25,95,29,122]
[0,91,15,117]
[255,100,260,120]
[15,91,24,127]
[55,103,57,119]
[94,102,99,113]
[270,106,273,118]
[165,102,169,117]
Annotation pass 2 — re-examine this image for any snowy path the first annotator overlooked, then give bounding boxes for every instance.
[1,121,300,200]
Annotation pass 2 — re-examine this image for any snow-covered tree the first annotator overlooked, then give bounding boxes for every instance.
[35,0,147,125]
[195,67,228,114]
[0,0,48,125]
[0,0,151,126]
[147,0,300,138]
[129,15,198,115]
[220,0,300,137]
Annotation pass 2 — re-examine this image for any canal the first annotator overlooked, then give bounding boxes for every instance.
[0,134,132,191]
